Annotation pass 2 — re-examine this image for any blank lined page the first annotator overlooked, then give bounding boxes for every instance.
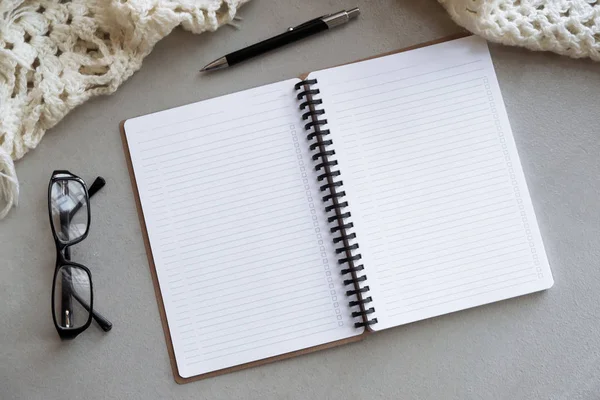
[124,79,361,378]
[311,36,553,330]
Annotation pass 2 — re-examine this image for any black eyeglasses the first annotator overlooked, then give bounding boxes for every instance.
[48,170,112,340]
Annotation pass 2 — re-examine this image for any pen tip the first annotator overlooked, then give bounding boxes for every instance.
[200,57,229,72]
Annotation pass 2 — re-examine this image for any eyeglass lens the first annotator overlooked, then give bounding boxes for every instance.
[50,180,89,243]
[53,265,92,329]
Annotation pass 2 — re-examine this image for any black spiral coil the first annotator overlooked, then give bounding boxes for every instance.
[294,79,377,329]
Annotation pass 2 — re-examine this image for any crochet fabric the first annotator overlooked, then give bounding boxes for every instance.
[0,0,247,218]
[439,0,600,61]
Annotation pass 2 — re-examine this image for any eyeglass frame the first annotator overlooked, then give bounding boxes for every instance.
[48,170,112,340]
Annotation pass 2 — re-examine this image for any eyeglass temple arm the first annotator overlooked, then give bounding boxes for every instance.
[68,283,113,332]
[59,193,74,328]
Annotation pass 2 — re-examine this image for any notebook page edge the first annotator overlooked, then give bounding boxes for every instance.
[478,43,554,292]
[121,120,184,382]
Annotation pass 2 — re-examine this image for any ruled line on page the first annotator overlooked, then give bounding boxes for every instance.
[177,226,315,261]
[384,234,528,283]
[255,94,288,106]
[362,107,492,143]
[141,125,291,161]
[386,257,533,297]
[201,314,337,349]
[383,216,516,250]
[388,274,538,316]
[375,175,508,208]
[190,268,327,300]
[367,143,501,186]
[184,253,324,284]
[199,324,340,362]
[178,231,316,264]
[163,195,308,233]
[381,211,519,259]
[339,96,488,130]
[133,85,291,137]
[361,116,493,152]
[388,231,526,269]
[125,78,358,376]
[138,107,291,144]
[364,127,497,166]
[164,185,304,225]
[141,123,292,163]
[177,213,310,245]
[324,62,421,88]
[369,153,502,189]
[199,291,331,324]
[178,245,320,280]
[153,138,292,171]
[193,296,332,332]
[332,72,484,106]
[383,200,516,238]
[196,277,327,311]
[389,278,540,317]
[167,180,303,222]
[335,80,484,114]
[311,36,551,331]
[197,288,334,328]
[135,110,223,135]
[345,86,485,119]
[169,172,300,207]
[197,305,335,341]
[328,60,483,97]
[378,240,529,281]
[201,322,339,357]
[373,165,506,203]
[141,121,289,152]
[369,135,497,174]
[167,159,298,203]
[169,180,300,217]
[382,251,530,289]
[178,254,322,282]
[175,202,309,237]
[381,222,523,262]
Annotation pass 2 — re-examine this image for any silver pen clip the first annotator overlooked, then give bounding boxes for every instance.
[287,14,330,32]
[287,8,359,31]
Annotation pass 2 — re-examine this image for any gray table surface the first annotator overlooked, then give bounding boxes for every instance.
[2,1,600,399]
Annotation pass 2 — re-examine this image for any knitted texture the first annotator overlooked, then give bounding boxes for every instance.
[439,0,600,61]
[0,0,247,219]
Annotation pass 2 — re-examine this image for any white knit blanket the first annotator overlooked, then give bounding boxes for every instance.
[439,0,600,61]
[0,0,598,219]
[0,0,247,218]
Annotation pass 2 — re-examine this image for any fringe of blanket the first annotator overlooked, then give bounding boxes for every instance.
[0,147,19,220]
[0,0,26,219]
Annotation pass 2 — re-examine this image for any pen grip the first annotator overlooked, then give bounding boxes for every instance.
[226,20,329,66]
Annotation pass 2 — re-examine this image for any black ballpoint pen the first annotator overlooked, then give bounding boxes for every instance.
[201,7,360,72]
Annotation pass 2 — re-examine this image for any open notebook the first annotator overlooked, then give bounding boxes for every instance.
[121,35,553,382]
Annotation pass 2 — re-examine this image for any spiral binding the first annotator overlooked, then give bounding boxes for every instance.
[294,79,377,329]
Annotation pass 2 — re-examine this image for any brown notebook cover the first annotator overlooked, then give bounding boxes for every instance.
[120,32,469,384]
